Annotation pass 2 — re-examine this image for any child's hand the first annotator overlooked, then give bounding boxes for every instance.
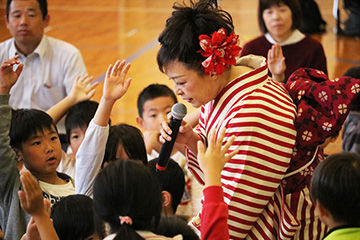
[18,171,46,217]
[68,74,98,104]
[0,56,24,94]
[267,44,286,82]
[143,130,162,154]
[102,60,131,102]
[197,128,238,187]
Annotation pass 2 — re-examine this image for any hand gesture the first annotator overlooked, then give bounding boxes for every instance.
[0,56,24,94]
[102,60,131,102]
[18,171,45,217]
[267,44,286,82]
[143,130,162,154]
[68,74,98,104]
[197,128,238,187]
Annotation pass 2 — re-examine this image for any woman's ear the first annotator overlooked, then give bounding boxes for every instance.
[161,190,172,208]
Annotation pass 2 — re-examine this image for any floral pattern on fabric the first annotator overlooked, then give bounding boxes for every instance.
[284,68,360,194]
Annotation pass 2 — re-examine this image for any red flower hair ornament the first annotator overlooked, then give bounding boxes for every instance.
[198,28,242,76]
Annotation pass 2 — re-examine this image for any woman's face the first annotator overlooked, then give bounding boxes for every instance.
[165,60,217,108]
[262,3,293,42]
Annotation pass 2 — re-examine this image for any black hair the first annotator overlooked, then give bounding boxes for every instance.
[10,108,57,149]
[65,100,99,144]
[51,195,96,240]
[258,0,302,34]
[154,215,199,240]
[93,159,163,240]
[157,0,234,74]
[147,159,185,213]
[6,0,48,20]
[310,152,360,225]
[137,84,177,118]
[103,124,148,167]
[343,66,360,111]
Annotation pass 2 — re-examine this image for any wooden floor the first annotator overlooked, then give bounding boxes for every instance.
[1,0,359,155]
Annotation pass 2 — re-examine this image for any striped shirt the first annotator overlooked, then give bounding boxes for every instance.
[187,55,298,239]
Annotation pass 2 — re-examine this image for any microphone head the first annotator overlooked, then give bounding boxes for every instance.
[171,103,187,120]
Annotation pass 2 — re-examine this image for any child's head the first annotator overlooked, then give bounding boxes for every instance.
[147,159,185,215]
[103,124,148,167]
[65,100,99,155]
[10,108,62,175]
[319,131,340,150]
[93,159,162,239]
[310,152,360,226]
[51,194,100,240]
[258,0,302,34]
[157,0,235,75]
[344,66,360,111]
[136,84,177,131]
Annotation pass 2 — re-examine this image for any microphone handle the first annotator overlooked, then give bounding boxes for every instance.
[156,117,182,171]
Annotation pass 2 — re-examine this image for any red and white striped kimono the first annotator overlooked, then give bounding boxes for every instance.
[187,55,298,239]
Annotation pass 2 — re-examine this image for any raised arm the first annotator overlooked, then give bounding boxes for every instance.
[47,75,98,124]
[0,56,24,95]
[75,60,131,196]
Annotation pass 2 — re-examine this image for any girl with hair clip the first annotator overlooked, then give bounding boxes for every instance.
[158,0,360,239]
[93,159,182,240]
[240,0,327,83]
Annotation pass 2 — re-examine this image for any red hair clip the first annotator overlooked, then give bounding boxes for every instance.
[198,28,241,76]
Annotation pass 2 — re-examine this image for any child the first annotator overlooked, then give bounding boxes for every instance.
[103,123,148,167]
[342,66,360,154]
[147,159,186,216]
[137,84,203,218]
[0,56,130,239]
[51,195,100,240]
[310,152,360,239]
[93,159,182,240]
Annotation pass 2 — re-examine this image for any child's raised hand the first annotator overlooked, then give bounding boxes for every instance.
[197,128,238,187]
[18,171,45,217]
[0,56,24,94]
[68,74,98,104]
[103,60,131,102]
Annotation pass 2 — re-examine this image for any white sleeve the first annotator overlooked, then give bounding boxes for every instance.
[75,119,109,197]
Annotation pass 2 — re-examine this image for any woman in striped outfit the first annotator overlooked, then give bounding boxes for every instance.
[157,1,360,239]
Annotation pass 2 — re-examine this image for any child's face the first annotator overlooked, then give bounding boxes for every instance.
[69,126,87,155]
[137,96,176,131]
[16,125,62,175]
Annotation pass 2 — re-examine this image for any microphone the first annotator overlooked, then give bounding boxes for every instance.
[156,103,187,171]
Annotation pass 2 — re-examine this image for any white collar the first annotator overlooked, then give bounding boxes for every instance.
[265,29,305,46]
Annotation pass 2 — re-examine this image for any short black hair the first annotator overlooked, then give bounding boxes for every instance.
[258,0,302,34]
[6,0,48,20]
[343,66,360,111]
[137,84,177,118]
[103,124,148,167]
[310,152,360,225]
[157,0,234,74]
[10,108,57,149]
[51,195,96,240]
[147,158,185,213]
[65,100,99,144]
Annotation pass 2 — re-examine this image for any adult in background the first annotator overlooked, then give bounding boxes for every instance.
[240,0,327,83]
[0,0,87,134]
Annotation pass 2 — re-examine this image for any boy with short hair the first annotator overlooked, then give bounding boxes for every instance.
[310,152,360,239]
[136,84,203,218]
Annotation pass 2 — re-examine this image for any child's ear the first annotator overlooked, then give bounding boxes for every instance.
[13,148,24,162]
[315,201,331,225]
[136,116,144,129]
[161,190,172,208]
